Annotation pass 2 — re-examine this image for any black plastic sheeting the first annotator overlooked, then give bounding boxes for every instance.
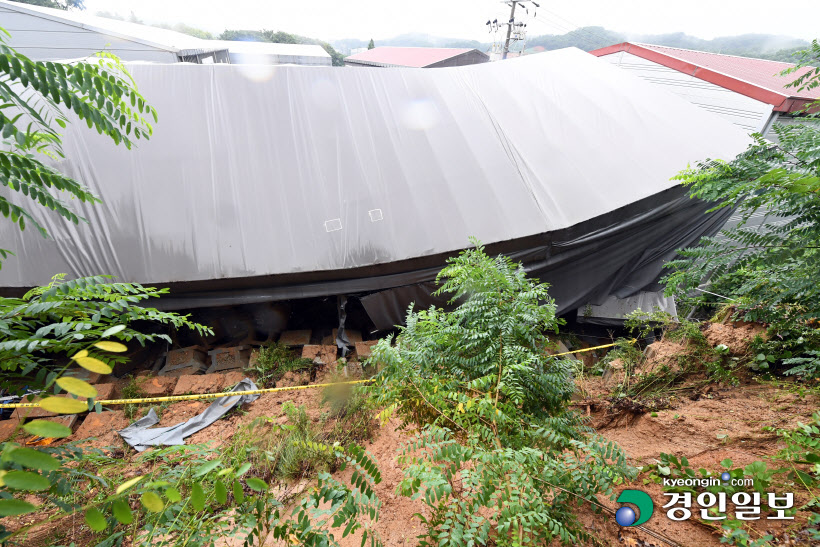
[360,185,732,330]
[147,184,729,331]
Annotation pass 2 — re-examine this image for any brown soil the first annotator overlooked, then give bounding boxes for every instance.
[336,419,429,547]
[571,378,818,547]
[641,340,690,375]
[704,322,767,355]
[6,327,819,547]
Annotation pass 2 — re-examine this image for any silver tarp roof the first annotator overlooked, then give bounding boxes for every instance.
[0,48,751,324]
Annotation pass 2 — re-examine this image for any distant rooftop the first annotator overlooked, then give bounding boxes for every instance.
[0,0,219,55]
[591,42,819,112]
[207,40,330,59]
[0,0,331,65]
[345,46,488,68]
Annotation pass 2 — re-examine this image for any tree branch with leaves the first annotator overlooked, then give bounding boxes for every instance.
[664,39,820,377]
[0,28,156,267]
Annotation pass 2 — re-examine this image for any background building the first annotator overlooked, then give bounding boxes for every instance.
[590,42,820,136]
[344,46,489,68]
[0,0,330,66]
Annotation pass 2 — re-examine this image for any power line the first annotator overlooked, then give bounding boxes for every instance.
[485,1,538,59]
[483,2,618,58]
[531,7,617,49]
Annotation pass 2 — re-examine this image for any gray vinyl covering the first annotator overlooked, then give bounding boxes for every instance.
[117,378,260,451]
[0,48,751,326]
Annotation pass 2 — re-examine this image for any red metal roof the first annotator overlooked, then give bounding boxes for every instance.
[345,46,479,68]
[591,42,819,113]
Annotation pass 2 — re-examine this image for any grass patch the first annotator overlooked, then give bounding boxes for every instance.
[121,375,143,421]
[246,341,314,387]
[222,385,377,486]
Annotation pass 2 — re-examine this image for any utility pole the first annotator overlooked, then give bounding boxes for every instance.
[493,0,537,60]
[502,1,517,59]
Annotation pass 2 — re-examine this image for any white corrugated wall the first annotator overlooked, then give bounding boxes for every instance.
[0,6,178,62]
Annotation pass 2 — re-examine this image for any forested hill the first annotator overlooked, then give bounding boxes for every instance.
[91,7,812,64]
[333,28,811,62]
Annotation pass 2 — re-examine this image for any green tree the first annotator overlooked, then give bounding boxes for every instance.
[367,38,375,50]
[9,0,84,10]
[664,40,820,373]
[95,10,142,23]
[153,22,214,40]
[373,240,631,545]
[0,29,156,267]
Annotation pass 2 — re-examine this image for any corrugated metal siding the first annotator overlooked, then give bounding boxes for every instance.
[0,7,177,62]
[227,52,331,66]
[427,50,489,68]
[600,51,774,133]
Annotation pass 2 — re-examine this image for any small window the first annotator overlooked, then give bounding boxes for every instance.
[324,218,343,232]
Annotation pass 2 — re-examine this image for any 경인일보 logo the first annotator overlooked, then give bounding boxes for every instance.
[615,489,654,527]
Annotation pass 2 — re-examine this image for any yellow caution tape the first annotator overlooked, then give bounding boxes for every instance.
[0,340,638,410]
[0,379,371,409]
[550,338,637,358]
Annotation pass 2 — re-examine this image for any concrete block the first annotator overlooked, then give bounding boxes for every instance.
[278,330,312,347]
[73,411,127,441]
[355,341,379,360]
[321,330,362,345]
[206,346,251,373]
[301,345,337,365]
[159,347,207,377]
[43,414,79,432]
[10,394,72,420]
[248,348,262,368]
[64,368,108,385]
[173,374,223,396]
[334,328,362,344]
[113,345,152,377]
[135,376,177,397]
[0,418,21,442]
[346,362,363,377]
[92,383,116,401]
[220,371,246,389]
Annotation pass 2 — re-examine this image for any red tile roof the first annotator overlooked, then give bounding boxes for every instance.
[591,42,819,112]
[345,46,478,68]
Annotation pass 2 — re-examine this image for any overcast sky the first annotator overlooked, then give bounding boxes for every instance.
[82,0,819,42]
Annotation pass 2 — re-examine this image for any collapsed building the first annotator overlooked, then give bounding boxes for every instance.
[0,47,751,338]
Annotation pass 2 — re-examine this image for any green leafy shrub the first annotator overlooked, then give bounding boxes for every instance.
[120,375,143,421]
[748,307,820,378]
[246,341,313,387]
[0,274,210,382]
[0,275,208,538]
[664,42,820,382]
[373,240,633,545]
[259,402,337,480]
[4,440,382,547]
[323,384,377,444]
[601,338,643,374]
[617,311,734,398]
[222,390,377,486]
